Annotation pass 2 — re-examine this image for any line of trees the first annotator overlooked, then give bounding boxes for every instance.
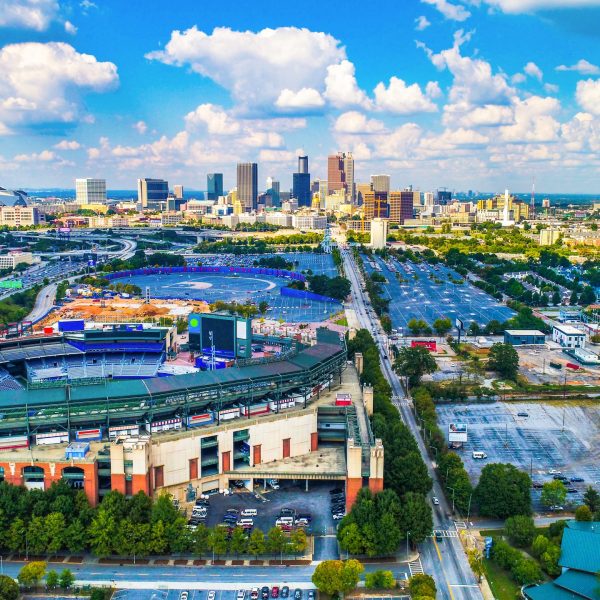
[0,481,306,558]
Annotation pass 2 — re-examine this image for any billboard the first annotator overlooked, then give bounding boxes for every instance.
[201,314,235,357]
[455,318,464,331]
[448,423,468,443]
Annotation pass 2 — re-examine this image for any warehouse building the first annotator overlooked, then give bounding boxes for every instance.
[504,330,546,346]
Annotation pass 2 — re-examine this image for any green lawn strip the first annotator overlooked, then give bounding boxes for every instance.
[482,557,521,600]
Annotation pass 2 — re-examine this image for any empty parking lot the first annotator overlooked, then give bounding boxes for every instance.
[436,401,600,511]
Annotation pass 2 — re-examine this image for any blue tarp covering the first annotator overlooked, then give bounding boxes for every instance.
[280,286,337,304]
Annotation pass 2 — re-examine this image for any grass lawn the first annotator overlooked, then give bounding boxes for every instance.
[334,316,348,326]
[482,557,521,600]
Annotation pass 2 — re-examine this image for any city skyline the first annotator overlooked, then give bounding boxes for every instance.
[0,0,600,192]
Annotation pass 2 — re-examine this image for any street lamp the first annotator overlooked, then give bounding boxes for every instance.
[447,486,456,513]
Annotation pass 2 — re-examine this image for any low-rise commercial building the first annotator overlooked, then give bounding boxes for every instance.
[553,324,586,348]
[0,205,41,227]
[504,330,546,346]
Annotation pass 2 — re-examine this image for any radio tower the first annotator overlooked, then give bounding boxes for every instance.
[530,177,536,218]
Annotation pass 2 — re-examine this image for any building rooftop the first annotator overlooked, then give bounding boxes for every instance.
[553,324,585,335]
[505,330,546,336]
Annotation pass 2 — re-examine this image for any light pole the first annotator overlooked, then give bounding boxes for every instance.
[406,531,410,559]
[447,486,456,514]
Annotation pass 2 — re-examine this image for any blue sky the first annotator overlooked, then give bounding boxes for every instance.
[1,0,600,193]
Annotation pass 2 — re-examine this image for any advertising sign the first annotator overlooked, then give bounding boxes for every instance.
[448,423,468,443]
[0,280,23,289]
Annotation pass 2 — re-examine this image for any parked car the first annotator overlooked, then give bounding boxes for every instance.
[333,513,345,520]
[208,592,216,600]
[432,497,440,505]
[532,481,544,489]
[549,505,564,511]
[262,587,270,600]
[294,590,302,600]
[237,591,246,600]
[307,592,315,600]
[281,587,289,598]
[517,412,529,417]
[272,587,280,598]
[251,589,259,600]
[570,476,584,482]
[180,593,188,600]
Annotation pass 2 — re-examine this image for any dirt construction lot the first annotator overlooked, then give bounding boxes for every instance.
[436,401,600,512]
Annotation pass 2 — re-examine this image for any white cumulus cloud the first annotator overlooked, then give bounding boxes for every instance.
[576,79,600,115]
[54,140,81,150]
[374,76,439,114]
[147,26,346,113]
[524,61,543,81]
[0,42,118,134]
[421,0,471,21]
[415,15,431,30]
[482,0,600,13]
[275,88,325,110]
[323,60,372,109]
[0,0,58,30]
[556,59,600,75]
[333,111,385,134]
[64,20,77,34]
[133,120,147,134]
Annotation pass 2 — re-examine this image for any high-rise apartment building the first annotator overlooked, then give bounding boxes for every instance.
[344,153,355,203]
[266,177,280,206]
[207,173,223,200]
[363,191,389,220]
[137,178,169,209]
[75,178,106,205]
[173,185,184,200]
[389,191,414,224]
[237,163,258,212]
[292,155,311,207]
[424,192,435,207]
[371,174,390,194]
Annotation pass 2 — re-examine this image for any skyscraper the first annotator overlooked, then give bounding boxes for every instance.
[363,191,389,219]
[137,178,168,209]
[173,185,184,200]
[327,152,354,202]
[292,155,311,207]
[237,163,258,212]
[371,174,390,194]
[389,191,414,224]
[298,155,309,174]
[266,176,280,206]
[207,173,223,200]
[436,189,452,205]
[75,178,106,205]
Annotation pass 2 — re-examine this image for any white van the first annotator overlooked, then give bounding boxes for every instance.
[237,518,254,528]
[276,517,294,526]
[241,508,257,517]
[472,451,488,459]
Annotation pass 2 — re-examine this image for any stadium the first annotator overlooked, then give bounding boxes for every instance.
[0,317,383,510]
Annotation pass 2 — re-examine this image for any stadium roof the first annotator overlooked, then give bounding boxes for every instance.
[2,337,344,407]
[0,343,83,364]
[559,524,600,573]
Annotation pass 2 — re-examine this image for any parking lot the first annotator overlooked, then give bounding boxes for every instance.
[436,401,600,512]
[185,480,341,536]
[362,255,514,328]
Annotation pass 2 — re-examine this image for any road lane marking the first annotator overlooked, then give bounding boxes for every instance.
[433,538,455,600]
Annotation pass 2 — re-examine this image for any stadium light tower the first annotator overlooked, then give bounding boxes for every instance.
[208,330,216,371]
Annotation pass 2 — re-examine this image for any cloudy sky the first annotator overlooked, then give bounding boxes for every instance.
[1,0,600,193]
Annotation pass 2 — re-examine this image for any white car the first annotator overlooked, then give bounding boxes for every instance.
[208,592,216,600]
[180,593,189,600]
[432,497,440,505]
[332,512,346,520]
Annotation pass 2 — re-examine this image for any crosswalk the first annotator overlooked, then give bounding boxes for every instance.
[432,529,459,538]
[408,557,424,576]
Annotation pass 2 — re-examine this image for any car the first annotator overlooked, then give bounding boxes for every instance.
[237,591,246,600]
[226,508,239,515]
[180,593,188,600]
[294,590,302,600]
[549,469,562,475]
[567,488,578,494]
[261,587,270,600]
[307,592,315,600]
[553,474,568,481]
[280,508,295,517]
[272,587,280,598]
[195,499,209,506]
[517,412,529,417]
[432,497,440,505]
[251,589,259,600]
[570,476,584,482]
[297,513,312,522]
[532,482,544,489]
[281,587,289,598]
[333,513,346,520]
[549,505,564,511]
[208,592,216,600]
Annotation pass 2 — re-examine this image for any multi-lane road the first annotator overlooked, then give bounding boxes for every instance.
[340,245,483,600]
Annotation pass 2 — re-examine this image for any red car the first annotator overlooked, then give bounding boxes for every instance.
[272,587,280,598]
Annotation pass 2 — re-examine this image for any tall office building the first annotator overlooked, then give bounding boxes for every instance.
[327,152,354,202]
[75,178,106,205]
[436,189,452,205]
[370,218,388,250]
[207,173,223,200]
[389,191,414,224]
[298,155,309,174]
[292,155,311,207]
[173,185,184,200]
[371,175,390,194]
[266,176,280,206]
[363,191,389,220]
[137,178,168,209]
[424,192,435,207]
[355,182,372,206]
[237,163,258,212]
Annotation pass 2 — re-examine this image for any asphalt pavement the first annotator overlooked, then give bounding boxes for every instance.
[340,244,484,600]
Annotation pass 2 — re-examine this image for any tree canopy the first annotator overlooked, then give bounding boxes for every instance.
[475,463,531,518]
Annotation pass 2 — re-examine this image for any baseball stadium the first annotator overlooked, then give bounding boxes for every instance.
[0,315,383,510]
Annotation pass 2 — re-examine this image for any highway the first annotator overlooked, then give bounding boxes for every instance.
[340,244,483,600]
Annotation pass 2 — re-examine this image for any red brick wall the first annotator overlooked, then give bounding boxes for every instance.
[346,477,362,511]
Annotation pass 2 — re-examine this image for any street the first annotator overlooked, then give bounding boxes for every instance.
[340,244,483,600]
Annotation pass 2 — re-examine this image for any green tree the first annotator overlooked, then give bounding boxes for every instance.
[584,486,600,513]
[45,512,66,554]
[312,559,364,596]
[289,528,308,555]
[258,301,269,315]
[399,492,434,544]
[58,568,75,590]
[266,526,287,555]
[575,505,593,522]
[337,522,366,556]
[541,480,567,508]
[552,291,561,306]
[0,574,19,600]
[64,519,87,553]
[6,517,26,554]
[150,519,168,555]
[505,515,536,547]
[467,549,485,583]
[531,534,549,558]
[27,515,49,555]
[540,543,562,576]
[209,527,229,557]
[487,342,519,379]
[248,528,266,557]
[128,490,153,524]
[570,290,578,305]
[433,317,452,337]
[408,574,437,598]
[18,561,47,588]
[475,463,531,518]
[99,490,128,520]
[365,570,395,589]
[229,527,248,556]
[46,570,59,589]
[380,314,392,335]
[393,346,438,387]
[151,493,180,525]
[190,524,210,555]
